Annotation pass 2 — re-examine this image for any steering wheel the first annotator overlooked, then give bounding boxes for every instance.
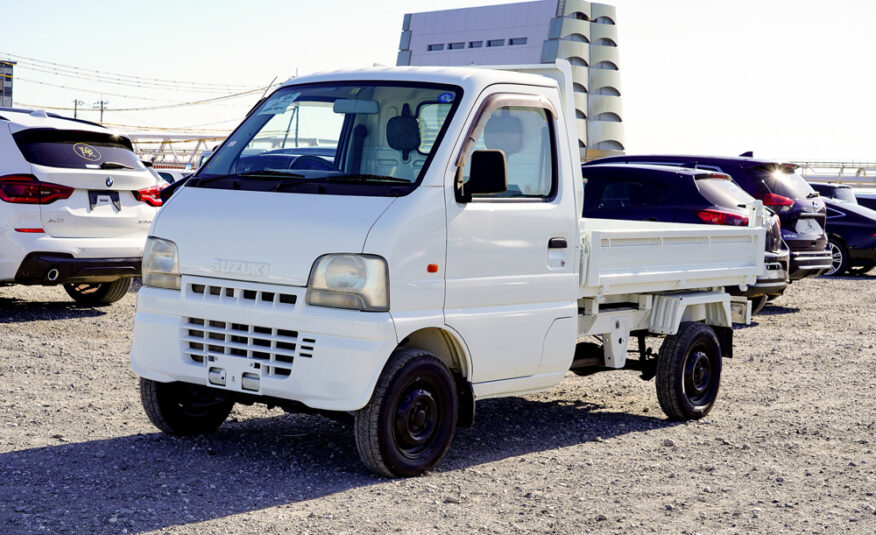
[289,155,338,171]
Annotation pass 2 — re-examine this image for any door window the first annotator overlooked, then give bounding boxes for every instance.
[462,106,556,199]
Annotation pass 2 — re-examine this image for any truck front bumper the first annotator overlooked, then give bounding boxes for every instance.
[130,276,399,412]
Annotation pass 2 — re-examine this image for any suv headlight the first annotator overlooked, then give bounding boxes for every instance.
[142,237,180,290]
[307,254,388,312]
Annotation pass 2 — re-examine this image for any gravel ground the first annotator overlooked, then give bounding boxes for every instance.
[1,275,874,534]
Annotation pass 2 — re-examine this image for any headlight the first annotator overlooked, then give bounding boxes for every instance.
[307,254,388,311]
[142,237,180,290]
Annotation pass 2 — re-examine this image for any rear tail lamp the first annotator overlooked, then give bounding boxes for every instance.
[695,209,749,226]
[0,175,74,205]
[755,192,795,212]
[133,185,164,207]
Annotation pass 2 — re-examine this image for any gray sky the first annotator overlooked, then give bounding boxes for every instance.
[2,0,873,161]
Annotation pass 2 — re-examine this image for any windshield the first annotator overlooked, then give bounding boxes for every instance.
[754,165,816,200]
[829,186,857,203]
[196,82,462,195]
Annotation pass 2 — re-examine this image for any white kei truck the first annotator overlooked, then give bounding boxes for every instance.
[131,62,764,477]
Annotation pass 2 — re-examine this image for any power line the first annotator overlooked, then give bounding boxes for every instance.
[1,51,252,91]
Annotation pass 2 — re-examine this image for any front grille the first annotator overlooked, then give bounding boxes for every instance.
[182,317,315,377]
[189,282,297,307]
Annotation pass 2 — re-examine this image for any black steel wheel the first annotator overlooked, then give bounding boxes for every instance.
[64,278,132,305]
[140,378,234,435]
[656,322,722,421]
[355,349,458,477]
[824,238,849,276]
[749,294,768,315]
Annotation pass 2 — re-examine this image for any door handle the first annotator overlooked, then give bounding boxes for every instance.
[548,237,567,249]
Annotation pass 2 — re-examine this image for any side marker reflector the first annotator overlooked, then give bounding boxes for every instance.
[427,264,439,273]
[14,228,45,233]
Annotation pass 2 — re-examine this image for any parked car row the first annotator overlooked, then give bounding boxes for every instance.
[580,153,876,313]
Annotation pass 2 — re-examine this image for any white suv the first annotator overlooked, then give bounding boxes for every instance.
[0,108,162,305]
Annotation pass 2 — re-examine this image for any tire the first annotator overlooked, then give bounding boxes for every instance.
[139,378,234,435]
[749,294,768,315]
[354,349,458,477]
[656,322,722,421]
[848,263,875,275]
[64,278,132,305]
[824,238,849,276]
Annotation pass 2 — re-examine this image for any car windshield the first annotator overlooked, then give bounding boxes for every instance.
[829,186,857,203]
[196,82,462,195]
[754,165,816,200]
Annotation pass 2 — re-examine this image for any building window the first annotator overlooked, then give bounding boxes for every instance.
[448,42,464,50]
[594,16,616,25]
[469,41,483,48]
[509,37,528,46]
[427,44,444,51]
[487,39,505,47]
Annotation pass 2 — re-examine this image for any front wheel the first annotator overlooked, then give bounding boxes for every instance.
[139,378,234,435]
[354,349,458,477]
[64,278,132,305]
[656,322,722,421]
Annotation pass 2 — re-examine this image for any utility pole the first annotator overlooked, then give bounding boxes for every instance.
[73,99,84,119]
[93,98,109,123]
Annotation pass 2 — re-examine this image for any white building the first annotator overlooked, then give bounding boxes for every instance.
[397,0,624,160]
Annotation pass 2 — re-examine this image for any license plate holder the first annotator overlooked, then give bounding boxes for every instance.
[88,190,121,211]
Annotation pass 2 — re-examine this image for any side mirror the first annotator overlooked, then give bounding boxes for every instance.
[456,149,507,203]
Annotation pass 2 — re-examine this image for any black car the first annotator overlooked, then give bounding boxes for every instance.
[855,190,876,211]
[581,163,789,312]
[584,154,832,280]
[809,182,876,275]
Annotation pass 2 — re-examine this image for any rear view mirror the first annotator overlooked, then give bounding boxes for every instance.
[457,149,507,202]
[333,99,380,115]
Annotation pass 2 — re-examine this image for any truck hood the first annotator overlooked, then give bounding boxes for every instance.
[152,187,395,286]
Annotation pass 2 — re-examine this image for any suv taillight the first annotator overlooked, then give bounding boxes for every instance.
[755,192,795,212]
[695,209,749,226]
[133,185,164,207]
[0,175,74,205]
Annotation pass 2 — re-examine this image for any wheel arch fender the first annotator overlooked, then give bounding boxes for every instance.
[394,326,476,427]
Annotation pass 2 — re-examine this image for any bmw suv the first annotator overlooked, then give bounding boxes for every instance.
[0,108,163,304]
[584,154,832,280]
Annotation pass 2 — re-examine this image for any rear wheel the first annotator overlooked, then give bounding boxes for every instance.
[64,278,132,305]
[140,378,234,435]
[656,322,722,421]
[354,349,458,477]
[824,238,849,276]
[749,295,768,315]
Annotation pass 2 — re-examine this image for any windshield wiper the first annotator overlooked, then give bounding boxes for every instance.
[324,174,413,184]
[192,170,306,187]
[237,170,306,178]
[100,161,133,169]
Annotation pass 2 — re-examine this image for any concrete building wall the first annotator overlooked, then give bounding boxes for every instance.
[398,0,624,160]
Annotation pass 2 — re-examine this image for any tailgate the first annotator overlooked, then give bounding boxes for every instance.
[578,218,764,297]
[34,165,159,238]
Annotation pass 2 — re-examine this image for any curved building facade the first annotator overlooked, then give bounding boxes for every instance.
[397,0,624,161]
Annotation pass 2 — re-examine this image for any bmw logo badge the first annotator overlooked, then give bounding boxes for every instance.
[106,177,114,187]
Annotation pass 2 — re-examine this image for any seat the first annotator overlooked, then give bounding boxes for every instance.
[385,104,419,161]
